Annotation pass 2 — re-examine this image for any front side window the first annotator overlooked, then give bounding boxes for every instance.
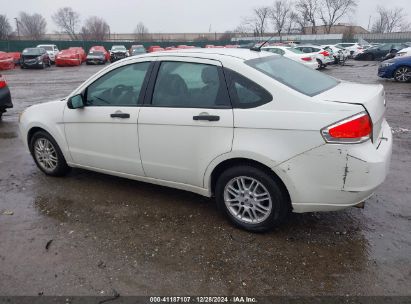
[86,62,150,107]
[225,69,272,108]
[246,56,339,97]
[151,61,230,108]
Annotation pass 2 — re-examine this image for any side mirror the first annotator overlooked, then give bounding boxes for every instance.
[67,94,85,109]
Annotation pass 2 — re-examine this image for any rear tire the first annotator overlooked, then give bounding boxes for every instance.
[30,131,70,177]
[215,165,290,232]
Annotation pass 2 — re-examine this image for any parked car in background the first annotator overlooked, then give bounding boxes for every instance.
[322,45,349,64]
[55,49,82,67]
[21,48,51,69]
[378,56,411,83]
[335,43,364,58]
[0,52,15,70]
[149,46,165,52]
[89,46,110,61]
[37,44,59,63]
[130,45,146,56]
[0,74,12,120]
[395,47,411,58]
[86,51,107,65]
[110,45,128,62]
[294,45,333,68]
[19,48,392,232]
[262,46,317,69]
[147,45,161,52]
[69,47,87,63]
[355,43,410,61]
[7,52,21,65]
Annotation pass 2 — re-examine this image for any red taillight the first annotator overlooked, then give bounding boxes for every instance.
[320,51,330,57]
[301,57,312,61]
[0,76,6,89]
[321,112,372,144]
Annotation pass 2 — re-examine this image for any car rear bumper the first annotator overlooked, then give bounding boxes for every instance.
[276,120,392,213]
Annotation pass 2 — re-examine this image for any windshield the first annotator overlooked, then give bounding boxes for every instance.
[245,56,339,97]
[112,46,126,51]
[38,46,53,51]
[287,47,304,54]
[23,48,43,55]
[89,51,104,56]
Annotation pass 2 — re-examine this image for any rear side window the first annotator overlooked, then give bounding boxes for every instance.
[246,56,339,97]
[225,69,272,108]
[151,61,231,108]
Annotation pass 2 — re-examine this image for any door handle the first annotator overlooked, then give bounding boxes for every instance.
[110,112,130,119]
[193,115,220,122]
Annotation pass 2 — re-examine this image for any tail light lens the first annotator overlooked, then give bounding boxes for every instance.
[320,51,330,57]
[0,76,7,89]
[301,57,312,61]
[321,112,372,144]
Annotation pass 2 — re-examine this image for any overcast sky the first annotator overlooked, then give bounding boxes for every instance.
[2,0,411,33]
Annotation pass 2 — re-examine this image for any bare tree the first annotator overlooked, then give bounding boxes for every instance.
[319,0,357,34]
[270,0,291,40]
[372,6,409,33]
[52,7,80,40]
[134,22,149,41]
[0,15,12,40]
[252,6,270,37]
[286,12,301,34]
[233,24,253,38]
[296,0,319,34]
[81,16,110,41]
[18,12,47,40]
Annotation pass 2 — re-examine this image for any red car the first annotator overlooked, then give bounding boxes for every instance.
[0,74,12,120]
[55,49,82,67]
[69,47,87,63]
[89,46,110,61]
[147,45,162,53]
[7,52,21,65]
[0,52,15,70]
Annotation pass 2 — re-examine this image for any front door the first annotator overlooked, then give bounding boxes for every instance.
[138,58,234,188]
[64,61,152,176]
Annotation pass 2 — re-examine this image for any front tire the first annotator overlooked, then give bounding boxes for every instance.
[394,66,411,83]
[30,131,70,177]
[215,166,290,232]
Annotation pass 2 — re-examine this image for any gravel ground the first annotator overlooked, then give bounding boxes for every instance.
[0,60,410,296]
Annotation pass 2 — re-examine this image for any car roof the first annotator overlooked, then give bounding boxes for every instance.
[262,46,290,50]
[133,48,274,61]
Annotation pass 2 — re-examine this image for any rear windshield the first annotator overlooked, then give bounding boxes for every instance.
[287,47,304,54]
[245,56,339,97]
[23,48,43,55]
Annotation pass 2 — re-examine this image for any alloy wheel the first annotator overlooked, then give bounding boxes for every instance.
[33,138,58,173]
[394,67,411,82]
[223,176,273,224]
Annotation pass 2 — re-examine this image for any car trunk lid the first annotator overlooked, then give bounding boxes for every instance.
[317,81,386,143]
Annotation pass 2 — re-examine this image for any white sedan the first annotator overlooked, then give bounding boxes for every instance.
[19,49,392,232]
[262,46,317,69]
[396,47,411,57]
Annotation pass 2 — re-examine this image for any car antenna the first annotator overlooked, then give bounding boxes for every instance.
[250,36,274,52]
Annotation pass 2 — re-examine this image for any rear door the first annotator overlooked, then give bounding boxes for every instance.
[138,57,234,188]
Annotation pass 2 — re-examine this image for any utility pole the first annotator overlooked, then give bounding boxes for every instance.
[14,17,20,40]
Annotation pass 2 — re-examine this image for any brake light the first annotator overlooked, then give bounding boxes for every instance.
[320,51,330,57]
[0,76,6,89]
[301,57,312,61]
[321,112,372,144]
